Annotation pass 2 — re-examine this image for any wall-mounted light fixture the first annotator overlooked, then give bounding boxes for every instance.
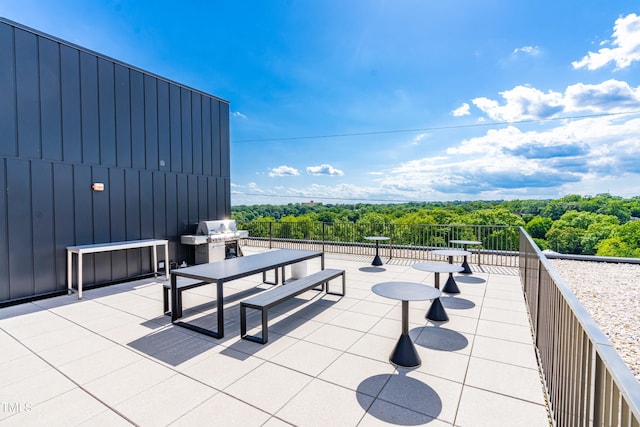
[91,183,105,192]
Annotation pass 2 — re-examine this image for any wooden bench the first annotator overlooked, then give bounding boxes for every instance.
[240,268,346,344]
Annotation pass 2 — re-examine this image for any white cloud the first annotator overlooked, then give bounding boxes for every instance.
[472,85,563,121]
[232,111,247,119]
[513,45,541,56]
[268,165,300,177]
[471,80,640,121]
[564,79,640,112]
[452,103,470,117]
[306,164,344,176]
[572,13,640,70]
[411,133,428,145]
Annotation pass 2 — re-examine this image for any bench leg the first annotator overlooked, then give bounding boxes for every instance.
[163,287,170,316]
[240,305,269,344]
[326,273,346,297]
[240,304,247,338]
[175,291,183,318]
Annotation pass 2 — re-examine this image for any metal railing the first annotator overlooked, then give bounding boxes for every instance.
[520,228,640,426]
[237,221,520,267]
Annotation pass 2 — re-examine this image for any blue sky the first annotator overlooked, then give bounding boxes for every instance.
[3,1,640,205]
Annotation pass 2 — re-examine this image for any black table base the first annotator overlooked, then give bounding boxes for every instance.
[390,333,421,368]
[372,254,383,266]
[426,298,449,321]
[460,258,472,274]
[443,275,461,294]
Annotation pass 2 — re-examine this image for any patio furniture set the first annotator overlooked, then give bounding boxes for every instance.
[67,234,481,369]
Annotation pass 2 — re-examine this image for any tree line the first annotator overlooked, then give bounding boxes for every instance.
[232,194,640,258]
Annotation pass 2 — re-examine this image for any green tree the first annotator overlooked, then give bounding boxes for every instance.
[546,227,585,253]
[525,216,553,239]
[596,237,635,257]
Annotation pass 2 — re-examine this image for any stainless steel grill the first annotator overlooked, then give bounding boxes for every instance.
[181,220,248,264]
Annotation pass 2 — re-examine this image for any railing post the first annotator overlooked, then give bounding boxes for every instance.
[322,222,326,253]
[269,222,273,249]
[389,223,394,259]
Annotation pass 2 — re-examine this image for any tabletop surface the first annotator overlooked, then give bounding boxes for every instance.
[412,262,465,274]
[365,236,390,241]
[431,249,471,257]
[170,249,322,282]
[372,281,440,301]
[449,240,482,245]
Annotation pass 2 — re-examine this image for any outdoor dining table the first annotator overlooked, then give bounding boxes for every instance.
[449,239,482,273]
[365,236,390,266]
[412,262,465,321]
[430,249,471,294]
[170,249,324,339]
[372,281,441,368]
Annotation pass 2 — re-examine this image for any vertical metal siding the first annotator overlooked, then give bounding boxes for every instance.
[125,169,142,277]
[169,84,181,173]
[0,18,231,303]
[108,168,127,280]
[0,23,17,157]
[60,44,82,163]
[181,88,193,174]
[98,58,116,166]
[39,37,63,161]
[115,64,131,168]
[7,159,34,299]
[15,28,40,159]
[220,103,230,178]
[157,80,170,172]
[202,98,212,176]
[0,160,9,300]
[144,75,159,170]
[31,161,57,295]
[74,165,95,285]
[130,70,145,169]
[192,93,203,175]
[80,52,100,164]
[53,163,74,289]
[210,100,221,176]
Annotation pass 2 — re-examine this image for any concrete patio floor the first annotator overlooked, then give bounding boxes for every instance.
[0,247,551,426]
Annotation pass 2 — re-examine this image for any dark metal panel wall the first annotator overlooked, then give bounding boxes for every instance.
[144,75,159,170]
[74,165,95,285]
[80,52,100,165]
[201,98,212,176]
[39,37,63,161]
[109,168,127,280]
[139,171,154,270]
[181,88,193,174]
[130,70,145,169]
[115,64,132,168]
[0,18,231,304]
[220,103,230,178]
[31,160,56,295]
[15,29,40,159]
[210,101,221,176]
[169,85,182,173]
[125,169,142,276]
[92,167,112,284]
[6,159,34,299]
[60,44,82,163]
[98,58,117,166]
[0,24,17,157]
[192,93,203,175]
[0,160,8,300]
[157,81,170,172]
[53,163,74,290]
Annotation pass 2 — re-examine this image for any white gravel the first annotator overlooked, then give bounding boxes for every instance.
[549,259,640,381]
